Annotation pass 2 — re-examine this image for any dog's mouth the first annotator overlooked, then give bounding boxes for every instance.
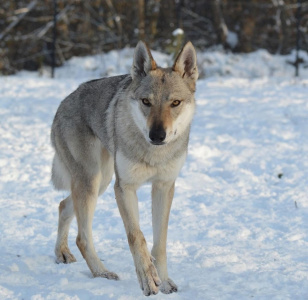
[150,141,166,146]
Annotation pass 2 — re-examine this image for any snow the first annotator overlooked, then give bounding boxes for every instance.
[226,31,238,49]
[172,29,184,36]
[198,49,308,79]
[0,48,308,299]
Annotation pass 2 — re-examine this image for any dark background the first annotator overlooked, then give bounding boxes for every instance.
[0,0,307,75]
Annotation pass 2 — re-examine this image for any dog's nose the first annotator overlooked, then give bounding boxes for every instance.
[149,124,166,145]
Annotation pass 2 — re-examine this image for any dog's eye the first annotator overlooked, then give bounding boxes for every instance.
[171,100,181,107]
[141,98,151,107]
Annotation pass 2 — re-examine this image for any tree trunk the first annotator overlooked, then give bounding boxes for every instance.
[138,0,145,41]
[148,0,161,44]
[212,0,228,45]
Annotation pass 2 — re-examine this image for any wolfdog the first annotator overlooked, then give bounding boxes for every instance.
[51,41,198,295]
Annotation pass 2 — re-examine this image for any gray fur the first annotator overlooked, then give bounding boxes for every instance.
[51,41,198,296]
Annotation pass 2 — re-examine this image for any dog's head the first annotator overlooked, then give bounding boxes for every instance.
[130,41,198,146]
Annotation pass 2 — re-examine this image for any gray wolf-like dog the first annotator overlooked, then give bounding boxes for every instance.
[51,41,198,296]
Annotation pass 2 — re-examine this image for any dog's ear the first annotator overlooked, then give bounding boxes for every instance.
[173,41,198,87]
[131,41,157,80]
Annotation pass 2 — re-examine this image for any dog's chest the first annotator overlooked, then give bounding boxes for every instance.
[116,150,186,186]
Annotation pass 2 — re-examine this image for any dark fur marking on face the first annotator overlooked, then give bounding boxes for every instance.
[161,74,166,83]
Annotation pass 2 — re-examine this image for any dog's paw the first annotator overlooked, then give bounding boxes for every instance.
[93,271,120,281]
[136,260,161,296]
[160,278,178,294]
[55,247,77,264]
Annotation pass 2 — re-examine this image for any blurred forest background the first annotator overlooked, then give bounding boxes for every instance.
[0,0,307,75]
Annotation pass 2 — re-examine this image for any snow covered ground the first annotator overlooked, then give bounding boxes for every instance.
[0,48,308,299]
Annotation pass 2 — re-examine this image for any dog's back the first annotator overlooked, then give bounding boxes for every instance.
[51,74,130,190]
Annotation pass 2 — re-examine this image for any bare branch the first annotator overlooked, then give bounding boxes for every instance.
[0,0,37,41]
[37,5,71,39]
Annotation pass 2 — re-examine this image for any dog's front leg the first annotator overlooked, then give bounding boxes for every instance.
[114,179,161,296]
[151,180,178,294]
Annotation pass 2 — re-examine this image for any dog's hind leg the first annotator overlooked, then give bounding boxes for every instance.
[55,195,76,264]
[72,172,119,280]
